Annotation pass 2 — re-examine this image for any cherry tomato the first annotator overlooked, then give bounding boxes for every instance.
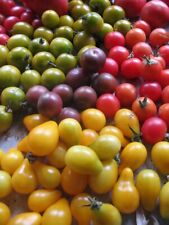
[160,181,169,219]
[108,46,129,65]
[158,103,169,128]
[132,42,152,59]
[99,58,119,77]
[125,28,146,48]
[80,129,98,146]
[133,20,151,37]
[159,45,169,66]
[149,28,169,47]
[152,55,166,69]
[0,202,11,225]
[8,212,41,225]
[159,69,169,88]
[104,31,125,49]
[139,82,162,102]
[0,170,12,198]
[23,114,49,131]
[121,58,143,79]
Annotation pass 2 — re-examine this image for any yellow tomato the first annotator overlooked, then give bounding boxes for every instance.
[17,136,31,153]
[88,159,118,194]
[70,193,92,225]
[47,141,67,169]
[100,125,129,147]
[42,198,72,225]
[7,212,41,225]
[28,121,59,156]
[0,170,12,198]
[0,202,11,225]
[160,181,169,219]
[32,161,61,189]
[28,189,62,213]
[136,169,161,212]
[112,168,139,214]
[12,158,37,194]
[114,109,140,139]
[65,145,103,175]
[119,142,147,173]
[80,129,99,146]
[1,148,24,175]
[23,114,49,131]
[151,141,169,174]
[0,149,5,166]
[81,108,106,131]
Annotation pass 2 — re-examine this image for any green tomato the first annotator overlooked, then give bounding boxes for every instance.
[0,65,21,89]
[21,70,41,92]
[71,4,91,20]
[29,38,49,55]
[59,15,74,27]
[114,19,132,35]
[54,26,74,41]
[55,54,77,74]
[34,27,54,43]
[7,47,32,72]
[72,19,84,32]
[73,31,96,50]
[0,45,9,67]
[32,51,56,74]
[41,68,65,90]
[49,37,73,58]
[1,87,26,112]
[69,0,83,11]
[0,105,13,134]
[7,34,30,50]
[41,10,60,29]
[89,0,111,15]
[12,22,34,38]
[103,5,125,26]
[96,23,113,40]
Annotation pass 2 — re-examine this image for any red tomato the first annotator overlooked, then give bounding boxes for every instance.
[0,34,9,45]
[125,28,146,48]
[133,20,151,37]
[96,94,120,118]
[139,82,162,102]
[149,28,169,47]
[104,31,125,50]
[132,97,157,122]
[107,46,129,65]
[121,58,143,79]
[162,85,169,103]
[152,55,166,69]
[158,103,169,128]
[140,0,169,28]
[141,117,167,144]
[0,0,15,16]
[158,69,169,88]
[3,16,20,31]
[115,83,137,107]
[99,58,119,76]
[132,42,152,59]
[159,45,169,67]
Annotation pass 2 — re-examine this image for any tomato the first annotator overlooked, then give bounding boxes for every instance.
[21,70,41,92]
[104,31,125,49]
[132,42,152,59]
[114,109,140,139]
[7,212,41,225]
[125,28,146,48]
[81,108,106,132]
[89,159,118,194]
[151,141,169,174]
[33,27,53,43]
[133,20,151,37]
[90,134,121,161]
[136,169,161,212]
[103,5,125,26]
[0,202,11,225]
[70,193,92,225]
[0,170,12,198]
[159,45,169,66]
[119,142,147,173]
[139,82,162,102]
[99,58,119,77]
[96,94,120,119]
[112,168,139,214]
[131,97,157,122]
[41,10,59,29]
[158,69,169,88]
[28,121,59,156]
[121,58,143,79]
[0,45,9,67]
[71,4,91,20]
[162,85,169,103]
[47,141,67,169]
[23,114,49,131]
[61,166,88,196]
[115,83,137,107]
[12,158,37,194]
[65,145,103,175]
[113,19,131,35]
[160,181,169,219]
[1,148,24,175]
[0,105,13,134]
[32,161,61,189]
[108,46,129,65]
[158,103,169,128]
[149,28,169,47]
[28,189,62,213]
[42,198,72,225]
[140,0,169,28]
[80,129,98,146]
[142,57,163,81]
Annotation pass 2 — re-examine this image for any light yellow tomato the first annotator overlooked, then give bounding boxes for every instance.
[0,170,12,198]
[7,212,41,225]
[0,202,11,225]
[80,129,99,146]
[160,181,169,219]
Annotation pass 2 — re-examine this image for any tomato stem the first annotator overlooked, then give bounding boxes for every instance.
[139,97,147,108]
[48,61,57,68]
[129,125,142,142]
[25,152,37,163]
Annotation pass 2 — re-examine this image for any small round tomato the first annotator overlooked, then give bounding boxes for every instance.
[125,28,146,48]
[0,170,12,198]
[99,58,119,77]
[149,28,169,47]
[80,129,98,146]
[0,105,13,134]
[108,46,129,65]
[133,20,151,37]
[132,42,152,59]
[160,181,169,219]
[159,45,169,66]
[121,58,143,79]
[158,103,169,128]
[162,85,169,103]
[0,202,11,225]
[139,82,162,102]
[104,31,125,49]
[158,69,169,88]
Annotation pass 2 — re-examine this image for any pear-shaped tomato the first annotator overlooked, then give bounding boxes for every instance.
[0,170,12,198]
[7,212,41,225]
[28,121,59,156]
[17,136,31,153]
[0,202,11,225]
[23,114,49,131]
[160,181,169,219]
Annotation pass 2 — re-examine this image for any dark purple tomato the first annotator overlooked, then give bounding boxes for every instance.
[57,107,80,122]
[92,72,118,95]
[73,86,97,110]
[37,91,63,117]
[26,85,48,106]
[52,84,73,105]
[80,47,106,73]
[65,67,89,90]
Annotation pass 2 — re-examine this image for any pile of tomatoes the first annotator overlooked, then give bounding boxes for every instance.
[1,0,169,224]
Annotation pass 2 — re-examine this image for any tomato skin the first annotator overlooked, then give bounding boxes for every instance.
[131,97,157,122]
[23,114,49,131]
[108,46,129,65]
[42,198,72,225]
[7,212,42,225]
[149,28,169,47]
[133,20,151,37]
[151,141,169,174]
[121,58,143,79]
[125,28,146,48]
[104,31,125,49]
[139,82,162,102]
[158,103,169,128]
[136,169,161,212]
[158,69,169,88]
[99,58,119,77]
[160,181,169,219]
[61,166,88,196]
